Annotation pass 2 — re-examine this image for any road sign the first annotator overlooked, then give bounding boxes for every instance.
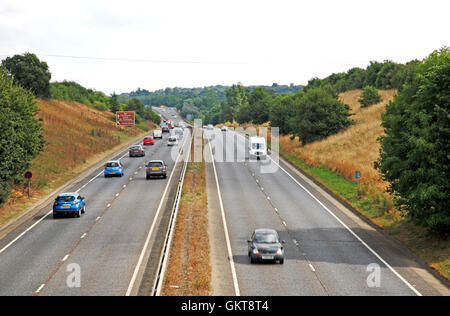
[116,111,135,126]
[354,171,361,179]
[24,171,33,179]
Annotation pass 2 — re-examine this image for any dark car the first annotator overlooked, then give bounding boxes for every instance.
[248,229,285,264]
[53,193,86,218]
[129,145,145,157]
[162,126,170,133]
[146,160,167,179]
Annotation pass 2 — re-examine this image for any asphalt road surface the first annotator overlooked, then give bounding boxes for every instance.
[0,108,187,296]
[205,127,449,296]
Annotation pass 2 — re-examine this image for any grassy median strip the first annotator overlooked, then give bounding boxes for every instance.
[162,144,211,296]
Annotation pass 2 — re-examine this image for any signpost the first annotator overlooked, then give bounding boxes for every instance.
[116,111,135,126]
[24,171,32,198]
[354,170,362,185]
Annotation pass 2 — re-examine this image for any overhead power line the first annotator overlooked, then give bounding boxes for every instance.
[0,53,245,65]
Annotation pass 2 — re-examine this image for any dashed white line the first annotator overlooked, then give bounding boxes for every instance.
[309,264,316,272]
[81,233,87,239]
[61,254,70,262]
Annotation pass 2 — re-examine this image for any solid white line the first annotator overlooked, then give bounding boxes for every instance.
[0,142,139,256]
[0,210,52,255]
[267,154,423,296]
[208,137,241,296]
[35,284,45,294]
[126,137,186,296]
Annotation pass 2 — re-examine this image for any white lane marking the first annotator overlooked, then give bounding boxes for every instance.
[96,216,101,221]
[0,140,143,256]
[76,170,104,193]
[208,136,241,296]
[107,204,111,208]
[61,254,70,262]
[267,196,271,200]
[0,210,52,255]
[126,135,187,296]
[282,221,287,227]
[81,233,87,239]
[267,154,423,296]
[115,193,119,197]
[309,264,316,272]
[35,284,45,294]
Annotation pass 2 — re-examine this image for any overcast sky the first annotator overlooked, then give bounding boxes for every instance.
[0,0,448,95]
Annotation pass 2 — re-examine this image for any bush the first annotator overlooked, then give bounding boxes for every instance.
[358,86,382,107]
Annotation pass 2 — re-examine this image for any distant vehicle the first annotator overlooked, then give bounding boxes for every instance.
[104,160,124,177]
[143,136,154,146]
[174,127,183,139]
[146,160,167,179]
[168,124,174,129]
[207,124,214,130]
[162,126,170,133]
[53,192,86,218]
[248,229,284,264]
[249,136,267,160]
[129,145,145,157]
[221,126,228,132]
[202,125,207,129]
[167,135,178,146]
[153,129,163,139]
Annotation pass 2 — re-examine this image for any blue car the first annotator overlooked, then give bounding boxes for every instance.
[104,160,124,177]
[53,193,86,218]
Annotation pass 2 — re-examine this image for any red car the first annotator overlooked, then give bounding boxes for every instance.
[168,124,174,129]
[143,136,154,146]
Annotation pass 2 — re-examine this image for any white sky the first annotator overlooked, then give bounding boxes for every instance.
[0,0,448,95]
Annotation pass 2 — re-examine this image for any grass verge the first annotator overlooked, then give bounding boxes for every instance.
[162,141,211,295]
[279,148,449,281]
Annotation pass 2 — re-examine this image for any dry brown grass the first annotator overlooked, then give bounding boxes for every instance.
[0,99,152,225]
[162,142,211,296]
[279,89,397,190]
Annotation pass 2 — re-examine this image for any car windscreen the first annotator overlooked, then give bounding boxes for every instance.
[107,162,119,167]
[252,143,265,150]
[254,233,278,244]
[148,162,163,167]
[56,196,76,202]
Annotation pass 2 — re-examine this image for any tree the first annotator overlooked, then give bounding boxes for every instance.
[248,87,271,124]
[375,48,450,235]
[289,88,353,145]
[358,86,382,107]
[109,92,121,113]
[0,66,45,204]
[1,53,51,98]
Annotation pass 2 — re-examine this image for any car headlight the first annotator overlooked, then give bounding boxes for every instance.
[276,248,283,255]
[252,248,260,255]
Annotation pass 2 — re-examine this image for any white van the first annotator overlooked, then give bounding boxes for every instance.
[249,136,267,160]
[153,129,163,139]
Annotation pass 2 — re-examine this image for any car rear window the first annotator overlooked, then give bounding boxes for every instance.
[144,137,153,140]
[131,146,141,150]
[148,162,163,167]
[56,196,76,202]
[254,233,278,244]
[107,162,119,167]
